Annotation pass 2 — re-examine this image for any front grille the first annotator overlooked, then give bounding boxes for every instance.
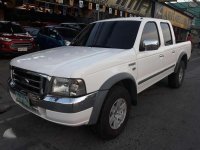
[11,43,33,50]
[12,67,47,95]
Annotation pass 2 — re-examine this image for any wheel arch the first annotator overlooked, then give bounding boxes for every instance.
[88,73,137,125]
[99,73,137,104]
[175,52,188,73]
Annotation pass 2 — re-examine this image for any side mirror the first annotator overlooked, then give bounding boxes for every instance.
[141,40,159,51]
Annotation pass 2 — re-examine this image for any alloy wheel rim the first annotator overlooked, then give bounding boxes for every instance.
[109,98,127,130]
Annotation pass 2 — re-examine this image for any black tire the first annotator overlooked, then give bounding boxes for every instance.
[168,61,185,88]
[95,86,131,140]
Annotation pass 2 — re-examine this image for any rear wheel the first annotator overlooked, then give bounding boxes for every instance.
[95,86,131,139]
[168,61,185,88]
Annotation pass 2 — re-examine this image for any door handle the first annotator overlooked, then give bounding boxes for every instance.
[159,54,164,58]
[172,50,175,54]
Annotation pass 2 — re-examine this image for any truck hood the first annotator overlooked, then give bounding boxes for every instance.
[10,46,130,78]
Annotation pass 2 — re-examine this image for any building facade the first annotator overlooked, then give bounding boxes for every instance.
[154,2,193,42]
[1,0,153,23]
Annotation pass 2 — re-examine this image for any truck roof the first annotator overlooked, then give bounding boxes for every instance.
[93,17,169,23]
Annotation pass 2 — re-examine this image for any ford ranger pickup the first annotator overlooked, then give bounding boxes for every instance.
[8,17,191,139]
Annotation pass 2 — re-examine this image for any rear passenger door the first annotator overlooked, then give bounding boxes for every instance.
[160,22,176,69]
[137,22,164,92]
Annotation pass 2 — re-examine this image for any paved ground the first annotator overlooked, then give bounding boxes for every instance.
[0,48,200,150]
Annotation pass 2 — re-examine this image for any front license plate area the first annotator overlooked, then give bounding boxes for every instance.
[18,47,27,51]
[15,92,31,108]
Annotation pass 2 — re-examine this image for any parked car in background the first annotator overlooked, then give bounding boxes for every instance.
[37,26,79,50]
[60,23,87,31]
[24,26,40,48]
[24,26,40,40]
[0,21,36,55]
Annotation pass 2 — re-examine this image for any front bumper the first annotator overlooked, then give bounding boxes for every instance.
[0,41,36,55]
[9,80,96,126]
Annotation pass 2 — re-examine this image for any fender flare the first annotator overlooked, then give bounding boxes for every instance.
[174,52,187,73]
[88,73,137,125]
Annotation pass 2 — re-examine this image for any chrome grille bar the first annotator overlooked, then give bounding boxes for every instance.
[12,67,46,95]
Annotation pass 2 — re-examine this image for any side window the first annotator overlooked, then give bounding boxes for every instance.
[39,28,49,36]
[49,28,58,39]
[140,22,160,51]
[160,23,173,46]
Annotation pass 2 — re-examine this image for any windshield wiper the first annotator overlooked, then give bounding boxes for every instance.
[88,45,112,48]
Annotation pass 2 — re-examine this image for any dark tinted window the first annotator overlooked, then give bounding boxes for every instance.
[11,24,26,33]
[24,27,39,36]
[0,23,12,33]
[161,23,173,45]
[140,22,160,51]
[71,21,141,49]
[79,24,87,29]
[0,23,25,33]
[56,28,79,41]
[39,28,49,36]
[49,28,59,39]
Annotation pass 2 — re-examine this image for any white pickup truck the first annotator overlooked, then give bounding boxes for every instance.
[9,17,191,139]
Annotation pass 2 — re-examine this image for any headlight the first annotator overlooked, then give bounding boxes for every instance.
[0,37,12,42]
[52,77,86,97]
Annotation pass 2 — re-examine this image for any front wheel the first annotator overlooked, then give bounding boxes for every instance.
[168,61,185,88]
[95,86,131,139]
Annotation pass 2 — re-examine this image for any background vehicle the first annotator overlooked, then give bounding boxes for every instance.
[24,26,40,40]
[37,26,79,50]
[60,23,87,31]
[0,21,36,55]
[24,26,40,48]
[9,18,191,139]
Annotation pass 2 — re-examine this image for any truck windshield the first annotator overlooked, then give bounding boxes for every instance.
[70,21,141,49]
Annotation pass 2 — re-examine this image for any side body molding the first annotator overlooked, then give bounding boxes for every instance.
[88,73,137,124]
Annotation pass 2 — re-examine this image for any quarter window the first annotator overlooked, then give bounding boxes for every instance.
[160,23,173,46]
